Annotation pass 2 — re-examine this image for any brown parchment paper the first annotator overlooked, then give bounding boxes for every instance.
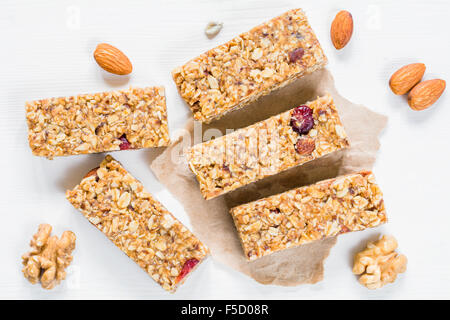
[150,68,387,286]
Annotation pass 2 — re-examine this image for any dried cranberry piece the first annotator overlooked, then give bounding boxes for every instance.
[176,258,199,283]
[289,47,304,63]
[290,105,314,135]
[118,134,132,150]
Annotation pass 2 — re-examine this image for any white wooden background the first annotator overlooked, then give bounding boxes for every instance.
[1,0,449,299]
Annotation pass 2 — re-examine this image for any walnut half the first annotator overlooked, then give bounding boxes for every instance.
[353,235,407,290]
[22,224,76,289]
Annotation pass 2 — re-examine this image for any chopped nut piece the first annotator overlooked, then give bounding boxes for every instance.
[251,48,263,60]
[295,137,315,155]
[66,155,209,292]
[230,171,387,261]
[207,75,219,89]
[25,87,170,159]
[173,9,327,123]
[188,94,349,200]
[22,224,76,289]
[353,235,407,289]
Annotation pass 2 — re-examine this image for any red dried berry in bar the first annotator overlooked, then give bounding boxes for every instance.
[289,47,304,63]
[290,105,314,135]
[176,258,199,283]
[118,134,132,150]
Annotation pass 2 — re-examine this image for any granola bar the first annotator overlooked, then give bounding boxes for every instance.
[66,155,208,292]
[187,94,349,200]
[230,171,387,261]
[172,8,327,123]
[26,87,170,159]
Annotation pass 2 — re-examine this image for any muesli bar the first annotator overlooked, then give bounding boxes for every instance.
[172,8,327,123]
[187,94,349,200]
[26,87,170,159]
[230,171,387,261]
[66,155,208,292]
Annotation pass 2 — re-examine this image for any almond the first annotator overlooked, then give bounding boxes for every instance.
[408,79,446,111]
[295,137,316,155]
[389,63,426,95]
[93,43,132,75]
[330,10,353,50]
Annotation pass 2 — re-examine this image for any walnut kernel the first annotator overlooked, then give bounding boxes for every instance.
[353,235,407,289]
[22,224,76,289]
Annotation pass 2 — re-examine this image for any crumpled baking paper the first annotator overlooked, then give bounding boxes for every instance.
[150,68,387,286]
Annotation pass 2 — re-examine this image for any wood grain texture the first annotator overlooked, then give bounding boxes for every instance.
[0,0,449,299]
